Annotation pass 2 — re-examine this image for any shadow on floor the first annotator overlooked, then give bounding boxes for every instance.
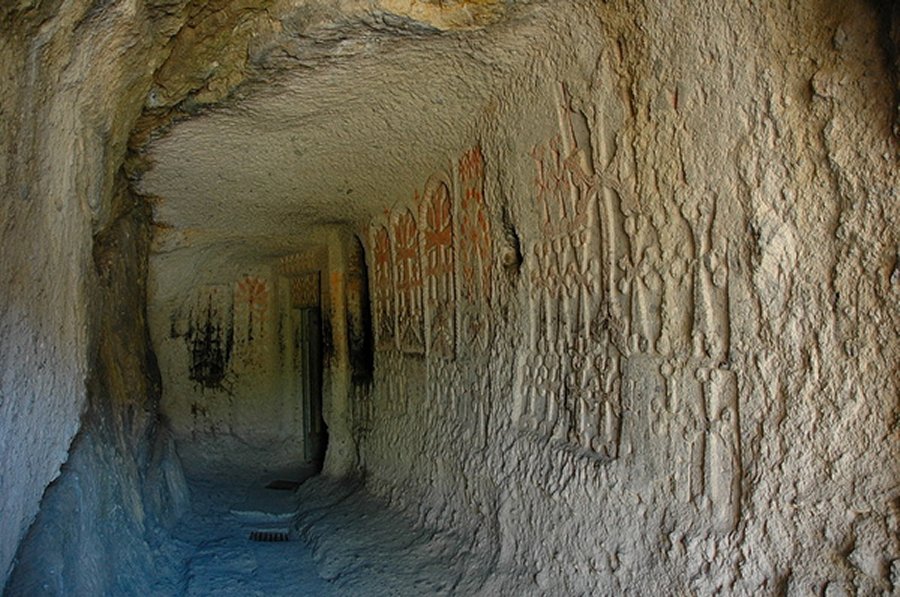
[170,466,496,596]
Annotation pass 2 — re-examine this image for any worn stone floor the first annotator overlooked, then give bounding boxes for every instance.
[163,468,493,596]
[170,469,333,596]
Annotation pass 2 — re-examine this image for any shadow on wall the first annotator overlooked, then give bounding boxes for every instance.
[6,203,190,596]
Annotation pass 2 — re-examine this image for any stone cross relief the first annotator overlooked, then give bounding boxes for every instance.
[365,100,741,534]
[513,81,740,531]
[517,82,623,460]
[458,146,492,351]
[367,147,493,447]
[392,209,426,355]
[370,224,396,350]
[421,180,456,360]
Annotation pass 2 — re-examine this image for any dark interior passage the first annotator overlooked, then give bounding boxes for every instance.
[296,306,327,469]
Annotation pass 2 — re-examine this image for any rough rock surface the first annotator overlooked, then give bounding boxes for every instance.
[1,0,898,594]
[144,1,900,592]
[1,0,516,586]
[0,0,187,581]
[293,476,496,595]
[4,185,191,594]
[350,3,900,594]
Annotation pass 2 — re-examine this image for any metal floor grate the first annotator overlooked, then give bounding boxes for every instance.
[249,530,290,542]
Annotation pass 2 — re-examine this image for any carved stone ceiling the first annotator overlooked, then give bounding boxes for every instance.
[137,6,534,254]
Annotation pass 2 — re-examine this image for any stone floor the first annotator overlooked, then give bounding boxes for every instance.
[164,468,495,596]
[171,468,333,596]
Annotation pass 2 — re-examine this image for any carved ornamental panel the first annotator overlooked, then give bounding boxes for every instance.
[457,146,492,350]
[370,224,395,350]
[421,178,456,359]
[392,209,425,354]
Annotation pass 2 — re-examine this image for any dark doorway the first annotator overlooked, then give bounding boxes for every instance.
[296,306,327,470]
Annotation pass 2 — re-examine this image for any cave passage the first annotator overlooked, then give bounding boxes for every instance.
[2,1,898,596]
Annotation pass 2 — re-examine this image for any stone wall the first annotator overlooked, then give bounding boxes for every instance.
[150,251,306,476]
[1,0,896,592]
[147,228,363,477]
[352,1,899,594]
[0,0,190,582]
[5,197,189,595]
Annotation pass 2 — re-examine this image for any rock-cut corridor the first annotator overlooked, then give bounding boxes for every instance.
[2,1,898,595]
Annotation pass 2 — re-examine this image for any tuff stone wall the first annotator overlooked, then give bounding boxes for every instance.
[5,197,190,595]
[352,2,899,594]
[0,1,182,582]
[2,0,896,593]
[1,0,511,582]
[0,0,276,585]
[149,250,305,476]
[147,228,361,477]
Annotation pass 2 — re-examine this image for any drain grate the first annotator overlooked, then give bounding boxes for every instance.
[249,530,290,542]
[265,479,300,491]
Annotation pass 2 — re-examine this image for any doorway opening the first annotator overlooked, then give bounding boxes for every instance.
[296,305,328,472]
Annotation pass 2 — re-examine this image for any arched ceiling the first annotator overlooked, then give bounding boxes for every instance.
[136,2,541,255]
